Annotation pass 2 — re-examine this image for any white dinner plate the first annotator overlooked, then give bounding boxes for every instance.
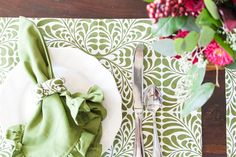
[0,47,122,152]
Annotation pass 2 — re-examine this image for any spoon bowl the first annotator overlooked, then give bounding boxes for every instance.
[144,84,163,157]
[144,85,162,112]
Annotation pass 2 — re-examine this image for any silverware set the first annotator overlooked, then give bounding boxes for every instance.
[133,44,163,157]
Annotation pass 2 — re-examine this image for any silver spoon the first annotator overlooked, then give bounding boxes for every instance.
[144,85,163,157]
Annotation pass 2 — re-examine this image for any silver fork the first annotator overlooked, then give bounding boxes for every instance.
[144,85,163,157]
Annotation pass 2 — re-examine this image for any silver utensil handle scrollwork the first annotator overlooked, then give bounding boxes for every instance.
[133,109,145,157]
[144,84,163,157]
[152,111,162,157]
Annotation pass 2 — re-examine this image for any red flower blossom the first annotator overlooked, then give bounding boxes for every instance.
[146,0,201,23]
[173,30,189,39]
[174,55,182,59]
[204,40,233,66]
[184,0,205,13]
[219,6,236,31]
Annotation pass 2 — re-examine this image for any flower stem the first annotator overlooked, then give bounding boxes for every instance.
[215,65,220,87]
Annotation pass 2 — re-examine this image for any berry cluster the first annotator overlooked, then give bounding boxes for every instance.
[147,0,201,23]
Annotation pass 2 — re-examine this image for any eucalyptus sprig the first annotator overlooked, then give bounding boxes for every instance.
[150,0,236,116]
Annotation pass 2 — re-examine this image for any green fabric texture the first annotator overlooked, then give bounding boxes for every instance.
[6,17,107,157]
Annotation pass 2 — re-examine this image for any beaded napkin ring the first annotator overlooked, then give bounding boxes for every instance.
[34,78,66,101]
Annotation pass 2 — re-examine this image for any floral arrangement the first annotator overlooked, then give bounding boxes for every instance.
[146,0,236,116]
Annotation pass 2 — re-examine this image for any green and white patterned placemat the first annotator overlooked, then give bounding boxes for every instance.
[226,68,236,157]
[0,18,202,157]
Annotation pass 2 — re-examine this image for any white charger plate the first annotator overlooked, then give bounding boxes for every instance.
[0,47,122,152]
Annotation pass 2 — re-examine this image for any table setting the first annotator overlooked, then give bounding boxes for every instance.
[0,0,235,156]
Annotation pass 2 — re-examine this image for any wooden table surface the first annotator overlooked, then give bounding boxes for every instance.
[0,0,226,156]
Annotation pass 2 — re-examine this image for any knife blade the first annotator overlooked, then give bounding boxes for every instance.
[133,44,144,109]
[133,44,145,157]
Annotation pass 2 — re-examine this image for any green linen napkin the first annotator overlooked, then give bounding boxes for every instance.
[6,17,107,157]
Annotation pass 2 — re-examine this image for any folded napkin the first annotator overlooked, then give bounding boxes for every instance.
[5,17,107,157]
[0,47,122,152]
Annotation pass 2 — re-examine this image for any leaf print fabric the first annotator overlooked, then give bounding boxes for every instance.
[0,18,202,157]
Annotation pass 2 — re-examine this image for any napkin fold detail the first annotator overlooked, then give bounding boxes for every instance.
[5,17,107,157]
[6,125,25,157]
[34,77,105,126]
[35,77,66,101]
[7,85,105,157]
[61,85,106,126]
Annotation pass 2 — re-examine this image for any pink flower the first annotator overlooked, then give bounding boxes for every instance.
[146,0,201,23]
[184,0,205,13]
[204,40,233,66]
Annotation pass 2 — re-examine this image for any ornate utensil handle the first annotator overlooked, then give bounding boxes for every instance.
[152,112,162,157]
[133,109,145,157]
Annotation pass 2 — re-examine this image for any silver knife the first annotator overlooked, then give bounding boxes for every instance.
[133,44,145,157]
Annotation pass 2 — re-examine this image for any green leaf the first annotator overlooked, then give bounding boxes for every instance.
[152,16,187,37]
[182,83,215,117]
[198,26,215,47]
[204,0,220,20]
[174,31,199,53]
[152,39,177,57]
[182,16,201,32]
[188,65,206,92]
[144,0,154,2]
[174,38,185,54]
[196,9,221,28]
[184,31,199,52]
[214,34,236,60]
